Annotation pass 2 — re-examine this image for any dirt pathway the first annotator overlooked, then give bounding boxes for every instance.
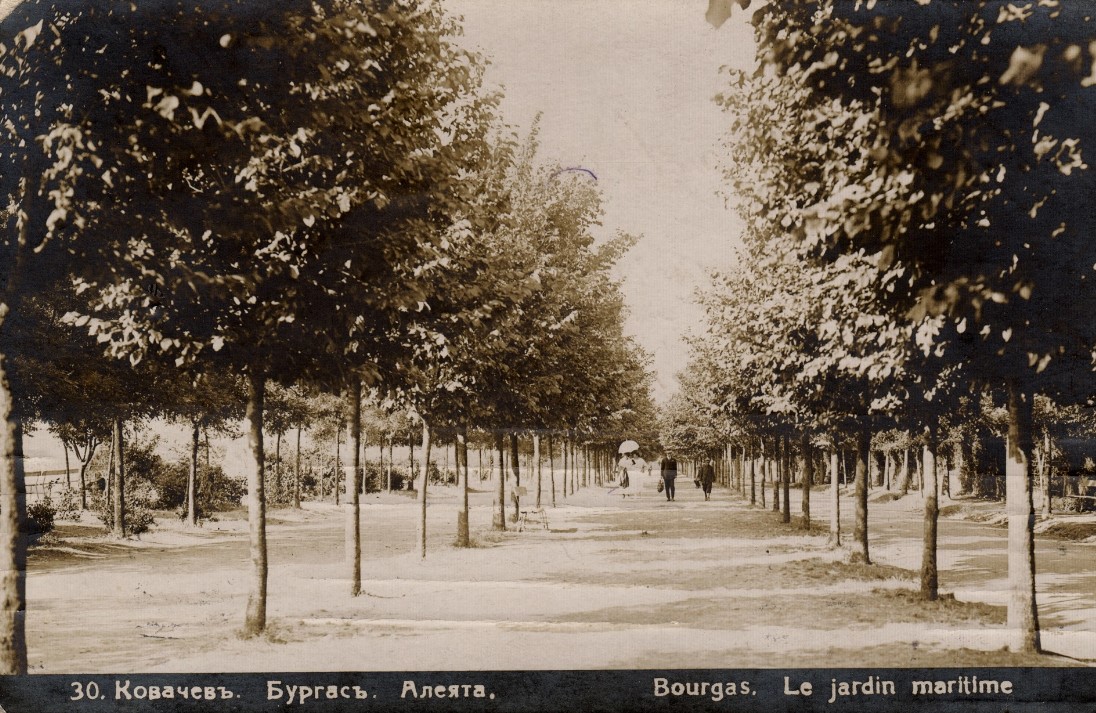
[25,483,1093,672]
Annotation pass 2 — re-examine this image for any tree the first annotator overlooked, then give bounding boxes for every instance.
[723,0,1096,651]
[11,0,497,639]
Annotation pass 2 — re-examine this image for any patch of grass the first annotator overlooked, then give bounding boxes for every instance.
[556,585,1005,632]
[939,504,963,517]
[871,588,1006,624]
[803,558,915,583]
[1040,521,1096,541]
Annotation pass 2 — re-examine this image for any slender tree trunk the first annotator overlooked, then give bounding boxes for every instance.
[347,377,362,595]
[853,425,870,564]
[534,433,542,509]
[78,460,89,510]
[293,426,301,509]
[0,347,28,672]
[577,441,583,493]
[921,423,939,600]
[242,370,268,637]
[456,425,470,548]
[749,444,756,505]
[900,448,911,495]
[548,435,557,507]
[758,440,766,508]
[408,428,414,488]
[387,439,394,492]
[942,447,952,499]
[829,445,841,547]
[771,447,779,512]
[274,430,282,504]
[417,417,432,559]
[333,421,341,506]
[112,418,126,538]
[801,434,812,531]
[493,432,506,531]
[187,420,199,526]
[62,440,71,489]
[1006,381,1041,653]
[781,436,791,523]
[870,449,883,488]
[77,437,97,510]
[1040,429,1051,517]
[105,426,114,506]
[561,436,568,500]
[509,433,520,522]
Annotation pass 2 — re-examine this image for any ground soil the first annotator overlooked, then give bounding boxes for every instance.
[25,476,1096,672]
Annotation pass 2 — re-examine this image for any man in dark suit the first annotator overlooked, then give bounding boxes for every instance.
[659,454,678,501]
[698,458,716,501]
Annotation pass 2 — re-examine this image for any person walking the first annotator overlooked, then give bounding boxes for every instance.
[659,453,678,502]
[698,458,716,501]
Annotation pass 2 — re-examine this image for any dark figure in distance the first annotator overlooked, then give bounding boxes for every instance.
[698,458,716,501]
[660,454,678,501]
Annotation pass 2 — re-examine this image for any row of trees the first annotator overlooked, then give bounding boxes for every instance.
[0,0,656,673]
[690,0,1096,654]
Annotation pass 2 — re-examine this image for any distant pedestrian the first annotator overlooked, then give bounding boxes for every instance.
[659,454,678,501]
[699,458,716,501]
[617,456,632,490]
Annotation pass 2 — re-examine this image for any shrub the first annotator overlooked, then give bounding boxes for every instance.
[199,465,246,512]
[25,498,55,534]
[94,481,156,535]
[54,486,82,521]
[365,462,411,492]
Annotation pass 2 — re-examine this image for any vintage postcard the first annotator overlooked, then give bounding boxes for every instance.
[0,0,1093,710]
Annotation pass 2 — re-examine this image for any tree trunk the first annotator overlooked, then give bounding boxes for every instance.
[870,449,883,488]
[387,439,394,492]
[829,444,840,547]
[771,448,779,512]
[112,417,126,538]
[62,440,71,489]
[1040,429,1051,517]
[77,436,97,510]
[921,424,939,600]
[561,435,568,500]
[758,441,767,508]
[534,433,542,509]
[417,417,432,559]
[900,448,911,495]
[0,347,28,673]
[333,421,341,506]
[493,432,506,531]
[801,434,812,531]
[408,428,414,488]
[577,441,583,493]
[781,435,791,523]
[274,430,282,504]
[509,433,520,522]
[187,420,199,527]
[293,426,301,509]
[242,370,268,637]
[749,444,756,505]
[347,377,362,595]
[105,428,114,504]
[456,425,470,548]
[1006,381,1041,653]
[548,435,557,507]
[853,425,870,563]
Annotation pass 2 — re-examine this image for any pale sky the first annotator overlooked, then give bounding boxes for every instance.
[449,0,757,402]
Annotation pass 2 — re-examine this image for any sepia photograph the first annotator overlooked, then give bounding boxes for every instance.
[0,0,1095,710]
